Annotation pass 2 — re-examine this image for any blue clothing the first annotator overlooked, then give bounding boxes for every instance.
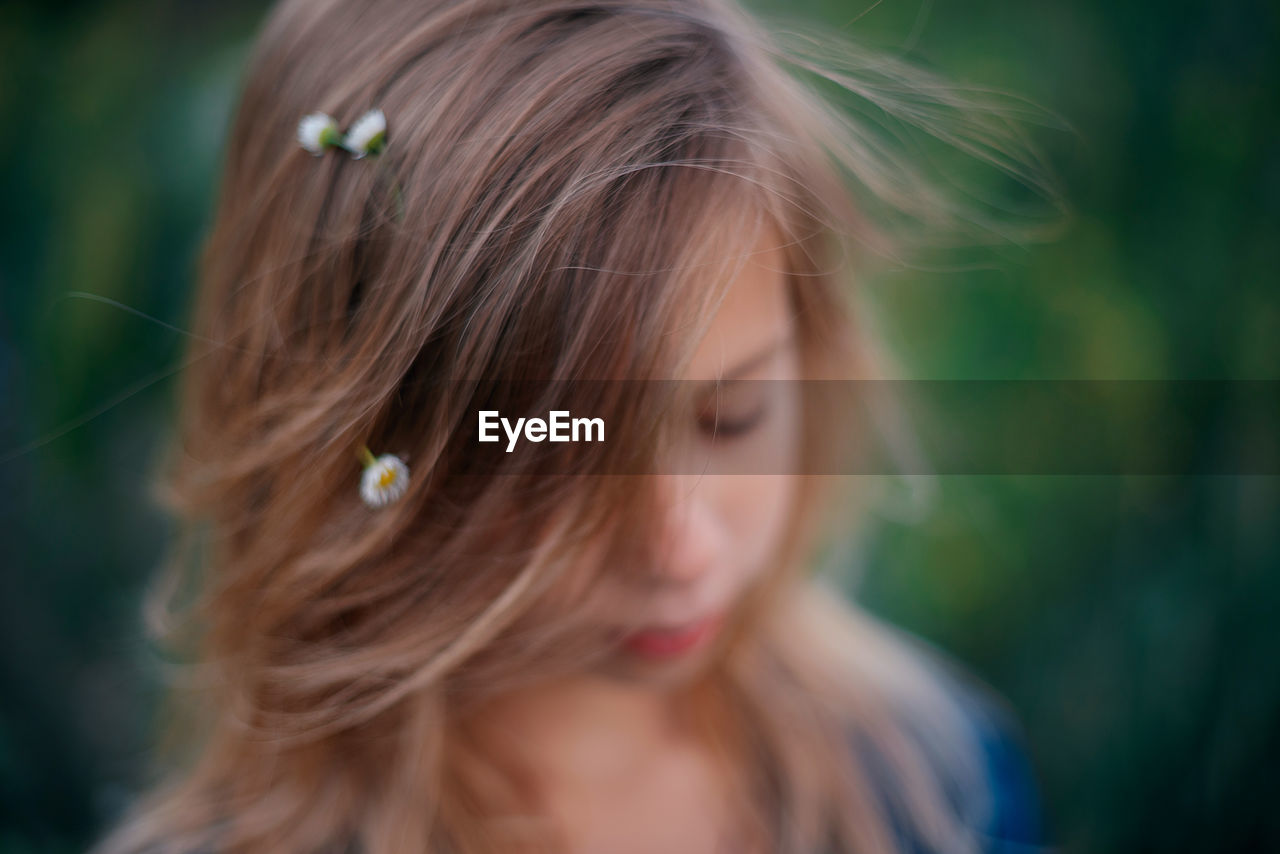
[846,673,1047,854]
[970,704,1045,852]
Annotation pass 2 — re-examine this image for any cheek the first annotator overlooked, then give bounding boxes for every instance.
[716,473,798,581]
[715,384,804,582]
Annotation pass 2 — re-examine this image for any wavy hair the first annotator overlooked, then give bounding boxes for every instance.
[94,0,1055,852]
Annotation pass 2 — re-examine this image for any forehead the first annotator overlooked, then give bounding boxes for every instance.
[684,225,792,383]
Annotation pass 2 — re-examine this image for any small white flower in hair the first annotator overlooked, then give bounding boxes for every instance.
[297,112,342,155]
[344,108,387,159]
[358,447,409,508]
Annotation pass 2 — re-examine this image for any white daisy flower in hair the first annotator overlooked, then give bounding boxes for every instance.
[297,112,341,155]
[344,108,387,159]
[358,446,410,508]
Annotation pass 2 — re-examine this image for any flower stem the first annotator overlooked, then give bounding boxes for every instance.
[357,445,377,468]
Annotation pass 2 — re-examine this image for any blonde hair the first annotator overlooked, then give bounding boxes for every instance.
[95,1,1053,852]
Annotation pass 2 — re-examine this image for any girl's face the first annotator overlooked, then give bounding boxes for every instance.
[587,229,803,686]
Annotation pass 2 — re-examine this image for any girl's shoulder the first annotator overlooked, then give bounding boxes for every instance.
[949,680,1045,852]
[850,659,1047,854]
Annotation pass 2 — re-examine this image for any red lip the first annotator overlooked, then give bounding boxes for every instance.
[621,613,725,660]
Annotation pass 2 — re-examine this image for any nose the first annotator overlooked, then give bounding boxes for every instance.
[650,475,720,585]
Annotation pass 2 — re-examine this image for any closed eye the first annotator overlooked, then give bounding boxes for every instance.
[697,401,768,441]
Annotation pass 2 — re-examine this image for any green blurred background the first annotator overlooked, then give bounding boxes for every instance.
[1,0,1277,851]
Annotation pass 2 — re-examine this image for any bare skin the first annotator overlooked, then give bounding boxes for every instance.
[472,226,800,853]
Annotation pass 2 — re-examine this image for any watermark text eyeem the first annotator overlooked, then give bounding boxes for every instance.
[478,410,605,453]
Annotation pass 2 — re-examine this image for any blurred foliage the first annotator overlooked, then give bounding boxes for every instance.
[1,0,1277,852]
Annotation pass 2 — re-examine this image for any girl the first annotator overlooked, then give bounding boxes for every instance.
[97,0,1049,851]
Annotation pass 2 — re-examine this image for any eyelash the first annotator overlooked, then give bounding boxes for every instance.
[696,403,768,441]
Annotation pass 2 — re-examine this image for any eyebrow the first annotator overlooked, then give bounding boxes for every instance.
[700,332,796,386]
